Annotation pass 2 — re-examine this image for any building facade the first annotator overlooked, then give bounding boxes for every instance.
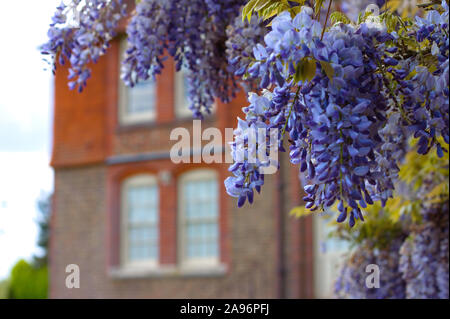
[49,29,346,298]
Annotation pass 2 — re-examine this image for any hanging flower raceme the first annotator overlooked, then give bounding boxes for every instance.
[121,0,171,86]
[410,3,449,156]
[42,0,127,92]
[226,3,450,227]
[399,202,449,299]
[122,0,246,118]
[377,2,449,160]
[44,0,246,117]
[226,13,268,92]
[226,7,405,225]
[225,90,281,207]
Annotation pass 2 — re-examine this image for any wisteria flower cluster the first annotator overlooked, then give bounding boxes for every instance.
[410,2,449,155]
[333,121,448,299]
[43,0,247,116]
[335,239,406,299]
[226,13,268,92]
[399,202,449,299]
[42,0,127,92]
[122,0,246,117]
[225,4,449,227]
[377,1,449,160]
[227,8,395,220]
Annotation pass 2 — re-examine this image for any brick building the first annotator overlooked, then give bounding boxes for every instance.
[49,22,347,299]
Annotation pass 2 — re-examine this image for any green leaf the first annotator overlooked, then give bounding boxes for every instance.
[330,11,351,25]
[294,58,317,83]
[254,0,272,11]
[242,0,259,22]
[242,0,305,22]
[294,62,302,83]
[314,0,325,17]
[304,58,317,81]
[290,206,315,218]
[357,10,372,24]
[319,60,334,82]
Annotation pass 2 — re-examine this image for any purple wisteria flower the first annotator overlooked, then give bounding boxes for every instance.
[226,3,450,227]
[122,0,246,118]
[42,0,127,92]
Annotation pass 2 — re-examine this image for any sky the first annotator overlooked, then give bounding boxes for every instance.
[0,0,61,279]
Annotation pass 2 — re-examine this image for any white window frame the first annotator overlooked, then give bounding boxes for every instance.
[178,169,220,268]
[118,39,156,125]
[174,69,217,119]
[121,174,159,269]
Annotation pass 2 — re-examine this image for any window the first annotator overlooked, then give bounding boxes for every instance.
[178,170,219,266]
[175,68,193,118]
[121,174,159,268]
[119,39,156,124]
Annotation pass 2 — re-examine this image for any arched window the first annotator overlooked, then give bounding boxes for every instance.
[119,39,156,124]
[121,174,159,267]
[178,169,219,266]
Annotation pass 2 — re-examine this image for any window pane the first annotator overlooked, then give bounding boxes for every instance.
[126,183,158,263]
[127,79,156,115]
[128,186,158,224]
[183,176,218,261]
[175,69,191,117]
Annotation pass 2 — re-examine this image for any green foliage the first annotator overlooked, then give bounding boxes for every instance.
[2,194,52,299]
[332,203,408,250]
[8,260,48,299]
[319,60,334,81]
[387,138,450,223]
[33,193,52,268]
[357,10,372,24]
[290,205,315,218]
[330,11,351,25]
[294,57,317,82]
[314,0,325,18]
[243,0,306,22]
[0,279,9,299]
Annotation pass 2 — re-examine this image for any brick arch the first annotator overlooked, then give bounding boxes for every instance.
[171,162,222,178]
[110,164,160,183]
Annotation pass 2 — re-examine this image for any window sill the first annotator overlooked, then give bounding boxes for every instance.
[109,263,227,279]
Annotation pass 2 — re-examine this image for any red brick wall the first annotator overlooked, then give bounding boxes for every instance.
[52,58,108,167]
